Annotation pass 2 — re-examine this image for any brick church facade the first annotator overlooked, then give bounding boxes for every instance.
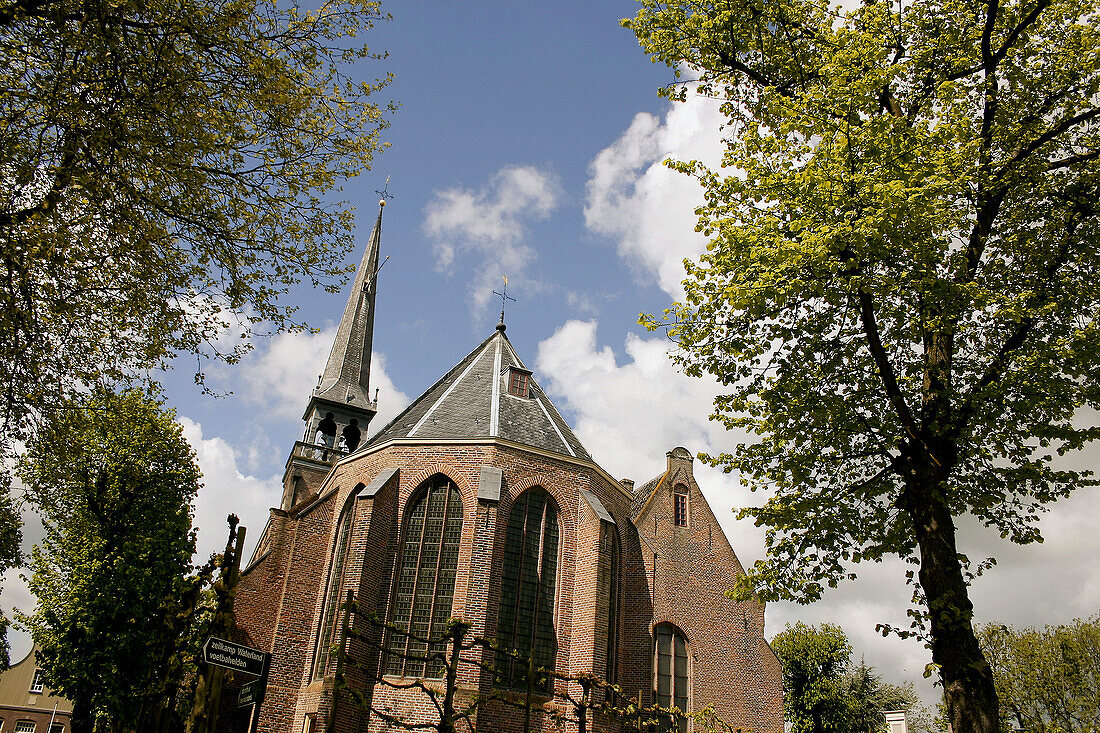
[227,201,783,733]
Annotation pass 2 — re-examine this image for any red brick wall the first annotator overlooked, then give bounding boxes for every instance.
[633,449,784,733]
[231,441,782,733]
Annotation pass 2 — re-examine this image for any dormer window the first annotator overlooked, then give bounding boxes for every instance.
[507,368,532,397]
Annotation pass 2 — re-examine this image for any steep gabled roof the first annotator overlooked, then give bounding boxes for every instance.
[313,202,384,412]
[366,326,591,461]
[631,471,667,518]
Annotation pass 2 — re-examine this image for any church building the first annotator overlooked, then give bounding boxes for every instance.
[227,200,784,733]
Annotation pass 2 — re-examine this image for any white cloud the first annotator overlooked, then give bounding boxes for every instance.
[362,352,411,438]
[237,328,338,420]
[424,165,560,312]
[584,93,726,300]
[233,328,409,433]
[178,416,281,562]
[536,319,739,481]
[535,318,1100,706]
[3,567,35,664]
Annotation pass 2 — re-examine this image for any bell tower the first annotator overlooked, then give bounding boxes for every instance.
[279,198,387,510]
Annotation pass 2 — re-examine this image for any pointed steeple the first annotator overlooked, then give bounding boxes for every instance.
[314,200,384,409]
[279,198,387,511]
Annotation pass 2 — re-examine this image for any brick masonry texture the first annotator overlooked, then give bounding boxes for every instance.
[224,440,783,733]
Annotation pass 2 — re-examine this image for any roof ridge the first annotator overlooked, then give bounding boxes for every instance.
[365,331,497,442]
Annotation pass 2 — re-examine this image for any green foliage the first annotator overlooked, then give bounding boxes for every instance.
[627,0,1100,603]
[772,622,928,733]
[773,622,853,733]
[17,389,204,731]
[980,617,1100,733]
[0,0,393,456]
[626,0,1100,728]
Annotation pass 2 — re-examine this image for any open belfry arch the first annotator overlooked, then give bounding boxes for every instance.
[227,198,783,733]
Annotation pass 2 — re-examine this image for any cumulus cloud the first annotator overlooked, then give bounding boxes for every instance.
[535,318,1100,705]
[178,416,282,562]
[424,165,560,312]
[584,93,726,300]
[233,327,409,434]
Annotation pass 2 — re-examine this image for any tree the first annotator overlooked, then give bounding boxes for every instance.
[772,622,927,733]
[625,1,1100,732]
[17,389,203,733]
[772,622,853,733]
[979,617,1100,732]
[0,0,390,656]
[0,0,392,456]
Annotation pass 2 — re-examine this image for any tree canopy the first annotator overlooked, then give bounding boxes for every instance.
[0,0,392,455]
[980,617,1100,733]
[626,0,1100,731]
[772,622,927,733]
[17,389,203,732]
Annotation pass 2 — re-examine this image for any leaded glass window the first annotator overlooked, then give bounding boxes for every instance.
[495,487,559,689]
[655,624,689,733]
[386,475,463,678]
[313,494,358,678]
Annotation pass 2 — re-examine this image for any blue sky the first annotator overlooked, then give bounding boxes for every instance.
[8,0,1100,706]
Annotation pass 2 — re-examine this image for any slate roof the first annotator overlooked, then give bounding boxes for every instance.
[366,326,592,461]
[630,471,667,518]
[313,203,384,412]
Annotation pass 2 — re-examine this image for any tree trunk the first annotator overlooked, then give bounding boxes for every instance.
[903,465,999,733]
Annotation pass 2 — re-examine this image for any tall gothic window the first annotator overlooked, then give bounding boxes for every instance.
[655,624,689,733]
[313,488,362,678]
[495,487,559,688]
[386,475,463,678]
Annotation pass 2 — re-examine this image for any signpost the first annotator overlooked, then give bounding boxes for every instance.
[203,636,270,733]
[238,679,262,709]
[202,637,268,677]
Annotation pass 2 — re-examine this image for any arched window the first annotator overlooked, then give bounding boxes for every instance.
[655,624,689,733]
[673,485,689,527]
[313,489,361,678]
[386,475,463,678]
[495,487,559,688]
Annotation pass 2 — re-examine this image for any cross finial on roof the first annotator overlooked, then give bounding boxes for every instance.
[375,175,394,207]
[492,275,515,331]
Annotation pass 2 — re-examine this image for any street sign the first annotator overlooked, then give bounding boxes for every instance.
[202,637,269,677]
[238,679,262,708]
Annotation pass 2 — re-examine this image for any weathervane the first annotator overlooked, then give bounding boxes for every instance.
[492,275,516,327]
[376,175,394,207]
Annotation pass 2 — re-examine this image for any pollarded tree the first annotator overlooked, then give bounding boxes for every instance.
[625,1,1100,733]
[18,390,203,733]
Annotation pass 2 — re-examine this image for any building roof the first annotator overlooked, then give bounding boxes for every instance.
[312,202,384,412]
[366,326,591,461]
[631,471,667,518]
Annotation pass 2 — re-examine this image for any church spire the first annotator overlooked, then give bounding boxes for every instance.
[314,199,385,409]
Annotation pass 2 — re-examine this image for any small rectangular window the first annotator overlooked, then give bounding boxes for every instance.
[508,370,529,397]
[14,722,36,733]
[29,669,44,694]
[674,493,688,527]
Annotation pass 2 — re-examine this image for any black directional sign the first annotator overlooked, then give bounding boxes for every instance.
[202,637,268,677]
[238,679,262,708]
